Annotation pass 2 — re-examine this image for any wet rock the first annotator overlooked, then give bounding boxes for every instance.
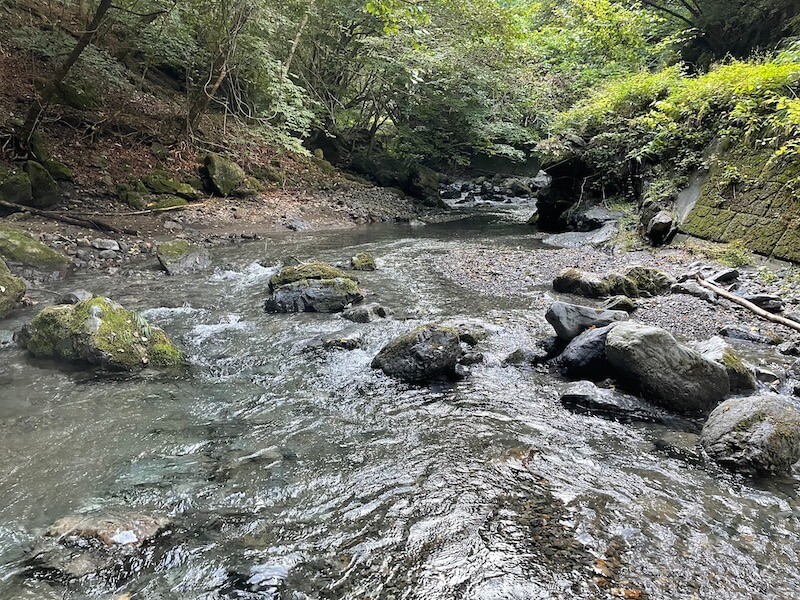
[606,321,730,413]
[779,340,800,356]
[709,268,739,284]
[350,252,377,271]
[700,395,800,473]
[266,278,363,313]
[755,367,783,389]
[342,302,392,323]
[459,352,484,366]
[91,238,120,251]
[545,301,629,342]
[671,281,716,302]
[743,294,784,313]
[646,210,675,245]
[57,290,93,305]
[268,262,350,290]
[441,319,491,346]
[719,326,778,345]
[24,161,61,208]
[308,329,364,351]
[560,381,673,424]
[16,297,185,371]
[602,295,636,313]
[692,336,756,392]
[371,324,461,382]
[0,223,71,280]
[554,323,618,380]
[0,256,25,318]
[156,240,212,275]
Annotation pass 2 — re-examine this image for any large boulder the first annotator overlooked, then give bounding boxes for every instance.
[201,153,252,197]
[554,323,617,380]
[623,266,675,296]
[0,256,26,318]
[605,322,730,413]
[700,395,800,473]
[409,165,444,208]
[552,267,674,299]
[552,268,617,298]
[0,223,71,279]
[24,161,61,208]
[0,165,33,205]
[692,336,756,392]
[142,171,203,201]
[265,263,363,313]
[371,324,461,382]
[545,301,629,342]
[15,297,184,371]
[156,240,212,275]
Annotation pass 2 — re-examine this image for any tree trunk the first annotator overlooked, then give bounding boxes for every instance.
[17,0,113,157]
[281,2,313,82]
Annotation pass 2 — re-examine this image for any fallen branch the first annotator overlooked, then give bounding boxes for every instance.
[696,276,800,333]
[75,201,209,217]
[0,200,139,236]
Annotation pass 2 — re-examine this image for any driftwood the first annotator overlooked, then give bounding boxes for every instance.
[0,200,139,236]
[696,276,800,333]
[76,201,209,217]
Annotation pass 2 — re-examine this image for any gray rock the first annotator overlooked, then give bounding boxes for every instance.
[573,207,621,231]
[605,321,730,413]
[646,210,674,245]
[602,295,636,313]
[671,281,716,302]
[779,341,800,357]
[755,367,784,389]
[265,278,364,313]
[560,381,683,425]
[350,252,377,271]
[743,294,784,313]
[700,395,800,473]
[156,240,212,276]
[459,352,484,366]
[692,336,756,392]
[545,301,629,342]
[371,324,461,382]
[91,238,120,251]
[553,268,612,298]
[57,290,93,305]
[98,249,118,260]
[342,303,392,323]
[554,324,618,380]
[719,327,778,345]
[543,222,617,249]
[709,268,740,284]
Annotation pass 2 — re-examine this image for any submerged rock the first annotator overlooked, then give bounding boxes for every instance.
[156,239,212,275]
[371,324,461,382]
[16,297,184,371]
[700,395,800,473]
[545,301,629,342]
[0,256,25,319]
[350,252,377,271]
[560,381,677,424]
[692,336,756,392]
[342,302,392,323]
[0,223,71,279]
[605,322,729,413]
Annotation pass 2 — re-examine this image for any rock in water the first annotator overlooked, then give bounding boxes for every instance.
[554,323,617,380]
[700,395,800,473]
[605,322,730,413]
[545,301,629,342]
[16,297,184,371]
[0,223,71,280]
[351,252,377,271]
[157,240,212,275]
[692,336,756,392]
[560,381,676,424]
[0,257,25,318]
[372,324,461,382]
[266,262,364,313]
[342,303,392,323]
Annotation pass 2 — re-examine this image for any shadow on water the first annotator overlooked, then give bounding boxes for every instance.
[0,210,798,599]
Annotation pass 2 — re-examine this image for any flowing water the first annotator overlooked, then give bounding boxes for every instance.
[0,212,798,599]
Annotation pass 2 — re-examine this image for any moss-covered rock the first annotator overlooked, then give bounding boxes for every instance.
[0,166,33,205]
[156,240,212,275]
[0,223,71,279]
[143,171,203,200]
[351,252,377,271]
[23,161,60,208]
[201,153,248,197]
[145,195,188,210]
[371,324,461,382]
[251,165,284,184]
[42,160,73,182]
[16,297,184,371]
[623,266,675,297]
[0,257,26,319]
[52,81,100,110]
[268,262,351,291]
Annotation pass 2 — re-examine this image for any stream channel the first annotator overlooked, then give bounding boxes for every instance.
[0,209,798,599]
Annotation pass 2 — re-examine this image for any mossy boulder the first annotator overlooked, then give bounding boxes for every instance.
[623,266,675,297]
[23,161,60,208]
[268,262,351,290]
[701,395,800,473]
[0,165,33,205]
[693,336,756,392]
[42,160,73,182]
[52,81,100,110]
[146,195,188,210]
[371,324,462,382]
[156,240,212,275]
[553,267,673,299]
[16,297,184,371]
[201,153,250,197]
[0,223,71,279]
[265,277,364,313]
[409,165,445,208]
[351,252,377,271]
[0,257,26,318]
[143,171,203,201]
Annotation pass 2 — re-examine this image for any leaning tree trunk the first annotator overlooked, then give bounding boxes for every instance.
[17,0,113,157]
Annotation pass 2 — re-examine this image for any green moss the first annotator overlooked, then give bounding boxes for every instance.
[0,257,26,318]
[269,262,351,290]
[143,171,202,200]
[351,252,377,271]
[146,195,188,210]
[24,161,60,208]
[624,266,673,296]
[157,240,191,261]
[42,160,72,182]
[0,223,71,272]
[0,166,33,205]
[202,153,247,197]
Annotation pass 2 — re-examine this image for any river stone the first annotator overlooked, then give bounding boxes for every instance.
[351,252,377,271]
[554,323,618,380]
[602,295,637,313]
[0,256,25,318]
[543,222,618,249]
[24,161,60,208]
[560,381,674,424]
[57,289,93,305]
[371,324,461,382]
[692,336,756,392]
[553,268,610,298]
[156,239,212,275]
[545,301,629,342]
[16,297,185,371]
[743,294,784,314]
[700,395,800,473]
[265,278,363,313]
[606,322,730,413]
[342,302,392,323]
[90,238,120,251]
[671,281,716,302]
[624,266,675,297]
[0,223,71,280]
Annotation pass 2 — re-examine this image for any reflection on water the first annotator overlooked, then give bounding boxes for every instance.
[0,213,798,599]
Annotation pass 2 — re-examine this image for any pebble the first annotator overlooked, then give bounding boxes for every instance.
[91,238,120,251]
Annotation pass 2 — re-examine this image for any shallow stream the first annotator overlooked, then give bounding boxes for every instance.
[0,212,798,599]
